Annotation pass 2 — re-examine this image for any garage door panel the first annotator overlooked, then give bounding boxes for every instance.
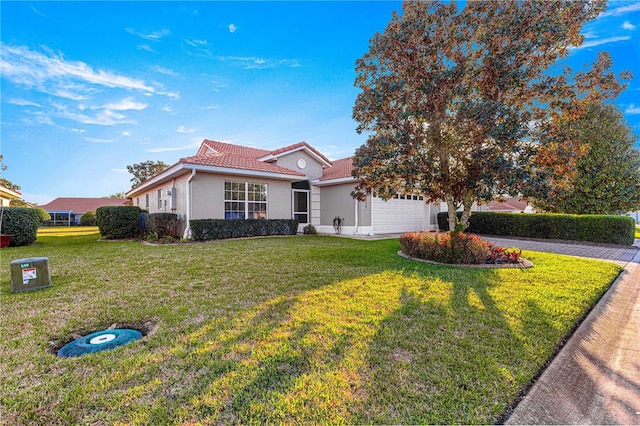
[372,196,425,234]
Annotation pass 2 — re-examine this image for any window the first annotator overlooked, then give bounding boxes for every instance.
[224,181,267,219]
[145,194,149,209]
[157,189,163,210]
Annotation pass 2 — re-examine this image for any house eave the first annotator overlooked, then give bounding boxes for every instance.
[312,177,358,187]
[258,146,333,168]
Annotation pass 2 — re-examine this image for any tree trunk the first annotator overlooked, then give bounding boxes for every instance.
[459,191,474,231]
[445,195,459,232]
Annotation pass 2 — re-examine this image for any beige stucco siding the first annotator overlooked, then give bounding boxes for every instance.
[190,173,293,220]
[319,183,370,227]
[275,151,324,181]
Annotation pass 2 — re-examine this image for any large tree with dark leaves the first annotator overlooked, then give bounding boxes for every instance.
[351,0,630,231]
[126,160,169,188]
[531,102,640,215]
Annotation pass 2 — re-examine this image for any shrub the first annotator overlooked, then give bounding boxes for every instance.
[190,219,298,241]
[147,213,181,238]
[400,231,522,265]
[34,208,51,223]
[303,224,318,235]
[96,206,144,239]
[437,211,635,245]
[0,207,39,247]
[80,211,97,226]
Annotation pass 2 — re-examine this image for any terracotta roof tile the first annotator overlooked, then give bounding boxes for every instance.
[199,139,271,159]
[181,154,305,177]
[268,141,332,165]
[320,157,354,181]
[40,197,129,212]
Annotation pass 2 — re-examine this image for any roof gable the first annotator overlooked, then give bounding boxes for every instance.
[260,142,333,167]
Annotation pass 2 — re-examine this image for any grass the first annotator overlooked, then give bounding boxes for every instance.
[37,226,100,237]
[0,233,622,424]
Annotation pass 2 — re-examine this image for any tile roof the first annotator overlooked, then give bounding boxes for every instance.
[486,198,529,212]
[40,197,129,212]
[199,140,271,159]
[268,141,332,166]
[181,153,306,177]
[320,157,354,181]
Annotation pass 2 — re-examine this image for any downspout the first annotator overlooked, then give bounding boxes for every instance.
[183,169,196,239]
[354,198,359,235]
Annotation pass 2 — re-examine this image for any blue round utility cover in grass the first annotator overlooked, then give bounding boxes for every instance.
[58,329,142,357]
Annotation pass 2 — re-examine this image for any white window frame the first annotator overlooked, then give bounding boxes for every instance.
[224,181,267,219]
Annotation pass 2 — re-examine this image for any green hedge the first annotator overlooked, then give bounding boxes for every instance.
[80,211,97,226]
[147,213,181,238]
[0,207,40,247]
[96,206,145,239]
[437,211,635,245]
[190,219,298,241]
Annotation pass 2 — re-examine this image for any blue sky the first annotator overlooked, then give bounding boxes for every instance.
[1,1,639,205]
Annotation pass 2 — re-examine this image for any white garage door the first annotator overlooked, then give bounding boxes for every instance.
[372,195,426,234]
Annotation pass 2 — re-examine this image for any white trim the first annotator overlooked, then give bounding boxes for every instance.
[183,169,196,239]
[311,176,358,187]
[316,225,374,236]
[126,163,303,198]
[258,145,332,168]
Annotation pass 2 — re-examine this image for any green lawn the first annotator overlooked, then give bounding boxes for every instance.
[0,233,621,424]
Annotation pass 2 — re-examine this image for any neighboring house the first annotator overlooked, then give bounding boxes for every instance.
[628,211,640,223]
[40,197,130,226]
[126,139,481,237]
[486,198,534,214]
[0,185,22,207]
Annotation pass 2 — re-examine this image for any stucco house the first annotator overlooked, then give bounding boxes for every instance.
[126,139,468,237]
[0,185,22,207]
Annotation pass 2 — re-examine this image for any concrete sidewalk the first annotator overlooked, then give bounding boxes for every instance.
[505,241,640,425]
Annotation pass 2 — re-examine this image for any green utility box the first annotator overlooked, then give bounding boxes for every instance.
[10,257,51,292]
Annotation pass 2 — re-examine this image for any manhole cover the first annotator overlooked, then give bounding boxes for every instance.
[58,329,142,357]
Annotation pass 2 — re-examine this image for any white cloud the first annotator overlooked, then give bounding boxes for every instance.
[625,104,640,114]
[122,131,131,137]
[138,44,155,53]
[217,56,301,69]
[29,5,46,17]
[601,2,640,17]
[229,24,237,33]
[111,168,128,174]
[162,105,173,113]
[97,97,148,111]
[0,43,157,94]
[55,104,136,126]
[85,137,115,143]
[151,65,179,76]
[202,104,221,110]
[125,28,170,41]
[622,21,637,30]
[183,39,212,58]
[177,125,196,133]
[573,36,631,49]
[7,98,41,107]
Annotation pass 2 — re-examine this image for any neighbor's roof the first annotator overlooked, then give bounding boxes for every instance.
[39,197,129,213]
[320,157,354,181]
[486,198,529,212]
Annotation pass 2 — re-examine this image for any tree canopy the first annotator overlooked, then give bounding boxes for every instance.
[0,155,21,192]
[351,0,630,231]
[530,102,640,215]
[126,161,169,188]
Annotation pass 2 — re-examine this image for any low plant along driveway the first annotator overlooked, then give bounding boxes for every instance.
[0,234,621,424]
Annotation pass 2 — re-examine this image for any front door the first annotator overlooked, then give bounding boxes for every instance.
[292,190,309,224]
